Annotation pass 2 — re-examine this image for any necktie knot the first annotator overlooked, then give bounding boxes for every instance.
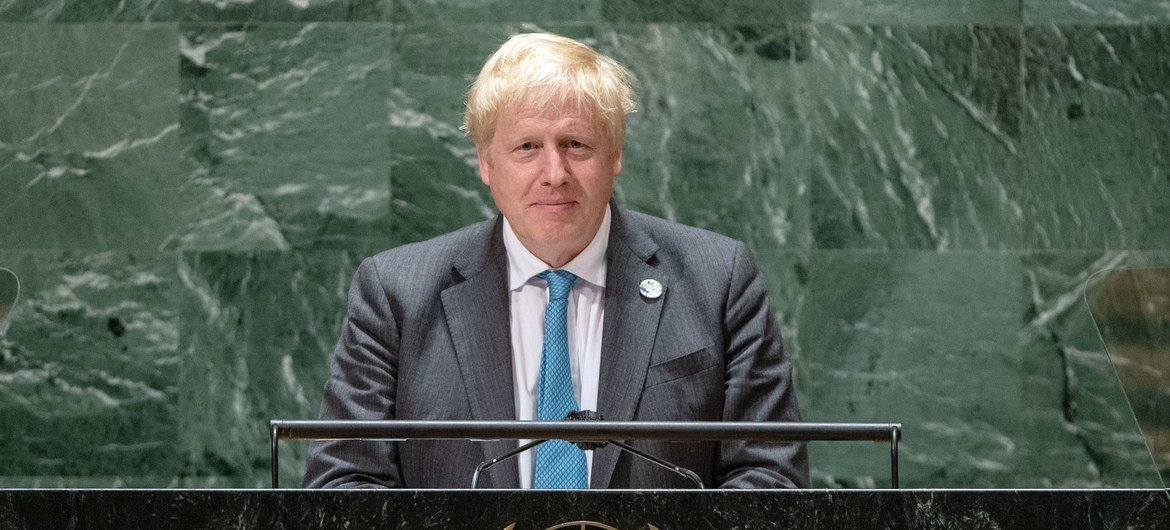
[538,270,577,301]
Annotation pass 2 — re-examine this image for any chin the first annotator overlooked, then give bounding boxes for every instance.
[530,222,590,243]
[532,228,583,244]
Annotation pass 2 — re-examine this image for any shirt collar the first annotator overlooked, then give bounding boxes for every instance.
[502,205,610,291]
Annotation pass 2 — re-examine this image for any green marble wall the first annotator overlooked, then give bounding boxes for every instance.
[1,0,1168,488]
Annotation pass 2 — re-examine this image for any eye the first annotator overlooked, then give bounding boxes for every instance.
[567,139,588,149]
[517,142,537,151]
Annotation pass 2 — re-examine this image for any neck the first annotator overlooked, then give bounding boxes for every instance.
[525,241,587,269]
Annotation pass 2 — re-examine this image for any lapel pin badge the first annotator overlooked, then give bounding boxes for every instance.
[639,279,664,300]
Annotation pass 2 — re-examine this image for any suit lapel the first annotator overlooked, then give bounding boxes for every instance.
[441,218,520,488]
[592,207,664,488]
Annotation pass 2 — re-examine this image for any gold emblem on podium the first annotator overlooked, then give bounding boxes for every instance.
[502,522,660,530]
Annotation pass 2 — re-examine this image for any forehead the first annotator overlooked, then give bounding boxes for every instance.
[497,98,600,128]
[491,101,603,140]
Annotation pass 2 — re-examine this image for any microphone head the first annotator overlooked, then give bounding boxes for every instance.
[564,410,603,422]
[564,410,608,450]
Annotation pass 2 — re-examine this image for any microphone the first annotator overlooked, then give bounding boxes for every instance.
[470,410,705,489]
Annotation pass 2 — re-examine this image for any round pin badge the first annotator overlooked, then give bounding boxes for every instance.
[639,279,664,300]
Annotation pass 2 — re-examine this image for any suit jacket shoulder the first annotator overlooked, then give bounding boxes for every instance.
[620,209,740,249]
[366,218,500,286]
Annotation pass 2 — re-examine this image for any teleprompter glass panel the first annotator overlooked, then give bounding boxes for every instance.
[1085,268,1170,492]
[0,268,17,336]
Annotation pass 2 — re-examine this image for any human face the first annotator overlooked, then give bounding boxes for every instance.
[477,102,622,267]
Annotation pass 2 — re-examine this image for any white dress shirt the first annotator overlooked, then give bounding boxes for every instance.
[502,206,610,488]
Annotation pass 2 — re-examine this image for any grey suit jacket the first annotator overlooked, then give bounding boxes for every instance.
[303,205,809,489]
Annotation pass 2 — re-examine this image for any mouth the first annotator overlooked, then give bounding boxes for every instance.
[531,200,577,211]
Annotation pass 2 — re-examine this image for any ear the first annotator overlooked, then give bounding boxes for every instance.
[476,147,491,186]
[611,147,623,177]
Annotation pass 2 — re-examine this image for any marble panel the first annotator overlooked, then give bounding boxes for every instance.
[0,24,184,250]
[795,250,1163,487]
[751,246,812,361]
[176,23,396,251]
[176,249,371,486]
[813,0,1019,24]
[393,0,599,22]
[1025,0,1170,23]
[801,24,1170,251]
[602,0,810,23]
[0,251,180,486]
[0,0,174,21]
[179,0,391,22]
[798,25,1029,250]
[1020,25,1170,249]
[602,25,811,251]
[390,155,496,245]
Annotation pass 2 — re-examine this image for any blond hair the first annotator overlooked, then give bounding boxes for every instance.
[463,33,636,153]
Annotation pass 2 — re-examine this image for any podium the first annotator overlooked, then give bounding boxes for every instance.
[0,489,1166,528]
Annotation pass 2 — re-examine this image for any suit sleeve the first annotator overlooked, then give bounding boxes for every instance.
[715,242,810,488]
[302,257,402,488]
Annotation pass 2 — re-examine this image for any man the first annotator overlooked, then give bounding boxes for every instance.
[303,33,808,489]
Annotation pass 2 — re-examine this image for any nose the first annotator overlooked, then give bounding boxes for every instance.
[539,146,570,187]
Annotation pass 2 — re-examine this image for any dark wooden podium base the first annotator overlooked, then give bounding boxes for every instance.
[1,489,1167,528]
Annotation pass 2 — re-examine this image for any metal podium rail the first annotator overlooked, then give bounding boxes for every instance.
[269,420,902,488]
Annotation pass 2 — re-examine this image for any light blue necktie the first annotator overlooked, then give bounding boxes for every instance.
[533,269,588,489]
